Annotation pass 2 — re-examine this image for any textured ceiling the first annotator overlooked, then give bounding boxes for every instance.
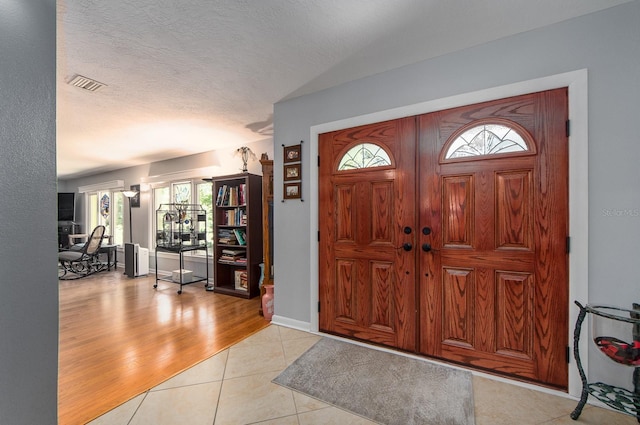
[56,0,632,179]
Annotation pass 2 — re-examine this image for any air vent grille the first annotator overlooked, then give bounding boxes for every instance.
[68,74,107,92]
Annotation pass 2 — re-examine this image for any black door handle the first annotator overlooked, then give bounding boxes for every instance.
[422,227,432,236]
[403,243,413,252]
[422,243,432,252]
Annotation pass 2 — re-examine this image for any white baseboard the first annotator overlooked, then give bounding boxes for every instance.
[270,315,311,332]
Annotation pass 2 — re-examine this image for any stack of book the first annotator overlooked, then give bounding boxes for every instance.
[217,229,237,245]
[217,228,246,245]
[219,248,246,263]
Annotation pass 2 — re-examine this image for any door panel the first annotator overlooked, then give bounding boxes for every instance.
[495,271,533,358]
[335,259,356,323]
[496,171,533,249]
[418,89,568,388]
[319,118,417,351]
[442,175,473,247]
[442,267,474,347]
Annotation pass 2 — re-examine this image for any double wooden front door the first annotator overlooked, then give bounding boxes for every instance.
[319,89,569,388]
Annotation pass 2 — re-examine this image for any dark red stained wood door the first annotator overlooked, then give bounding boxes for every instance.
[319,117,418,351]
[418,89,569,388]
[318,89,569,389]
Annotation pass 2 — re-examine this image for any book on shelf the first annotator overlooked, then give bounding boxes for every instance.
[218,239,237,245]
[216,184,248,207]
[239,183,246,205]
[225,210,232,225]
[233,229,246,245]
[215,185,227,206]
[217,228,237,245]
[221,248,244,256]
[234,270,248,291]
[223,208,246,226]
[219,256,246,263]
[219,247,246,263]
[216,185,234,206]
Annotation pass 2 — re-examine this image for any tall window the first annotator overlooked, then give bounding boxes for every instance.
[87,190,124,246]
[152,179,213,252]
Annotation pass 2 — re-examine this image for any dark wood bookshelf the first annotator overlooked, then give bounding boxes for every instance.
[212,173,262,298]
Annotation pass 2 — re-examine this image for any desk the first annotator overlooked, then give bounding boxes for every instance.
[99,244,118,271]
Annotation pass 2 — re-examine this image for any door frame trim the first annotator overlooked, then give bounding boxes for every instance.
[307,69,588,396]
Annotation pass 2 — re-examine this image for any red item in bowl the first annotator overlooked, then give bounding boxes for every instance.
[595,336,640,365]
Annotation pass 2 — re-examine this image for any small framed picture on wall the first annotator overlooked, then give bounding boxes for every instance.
[284,182,301,199]
[284,163,301,181]
[284,144,301,163]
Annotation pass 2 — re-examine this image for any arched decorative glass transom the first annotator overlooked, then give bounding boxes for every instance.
[444,123,529,159]
[337,143,392,171]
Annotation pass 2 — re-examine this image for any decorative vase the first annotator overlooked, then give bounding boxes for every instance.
[262,285,274,321]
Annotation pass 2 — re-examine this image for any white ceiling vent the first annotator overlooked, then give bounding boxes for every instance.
[68,74,107,92]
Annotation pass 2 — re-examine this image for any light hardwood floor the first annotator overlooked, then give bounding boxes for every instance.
[58,269,268,425]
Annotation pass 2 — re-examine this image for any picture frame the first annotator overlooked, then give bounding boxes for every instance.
[284,163,301,181]
[284,144,301,163]
[284,182,301,199]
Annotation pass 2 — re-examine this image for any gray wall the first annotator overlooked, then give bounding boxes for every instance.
[273,1,640,387]
[0,1,58,424]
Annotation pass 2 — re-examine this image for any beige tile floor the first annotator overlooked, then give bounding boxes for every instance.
[89,325,637,425]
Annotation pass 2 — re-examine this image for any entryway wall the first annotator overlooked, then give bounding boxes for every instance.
[303,70,588,397]
[272,1,640,402]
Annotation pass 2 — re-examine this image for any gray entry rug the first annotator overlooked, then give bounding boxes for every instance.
[273,338,475,425]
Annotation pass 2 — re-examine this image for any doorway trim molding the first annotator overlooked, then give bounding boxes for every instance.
[307,69,588,397]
